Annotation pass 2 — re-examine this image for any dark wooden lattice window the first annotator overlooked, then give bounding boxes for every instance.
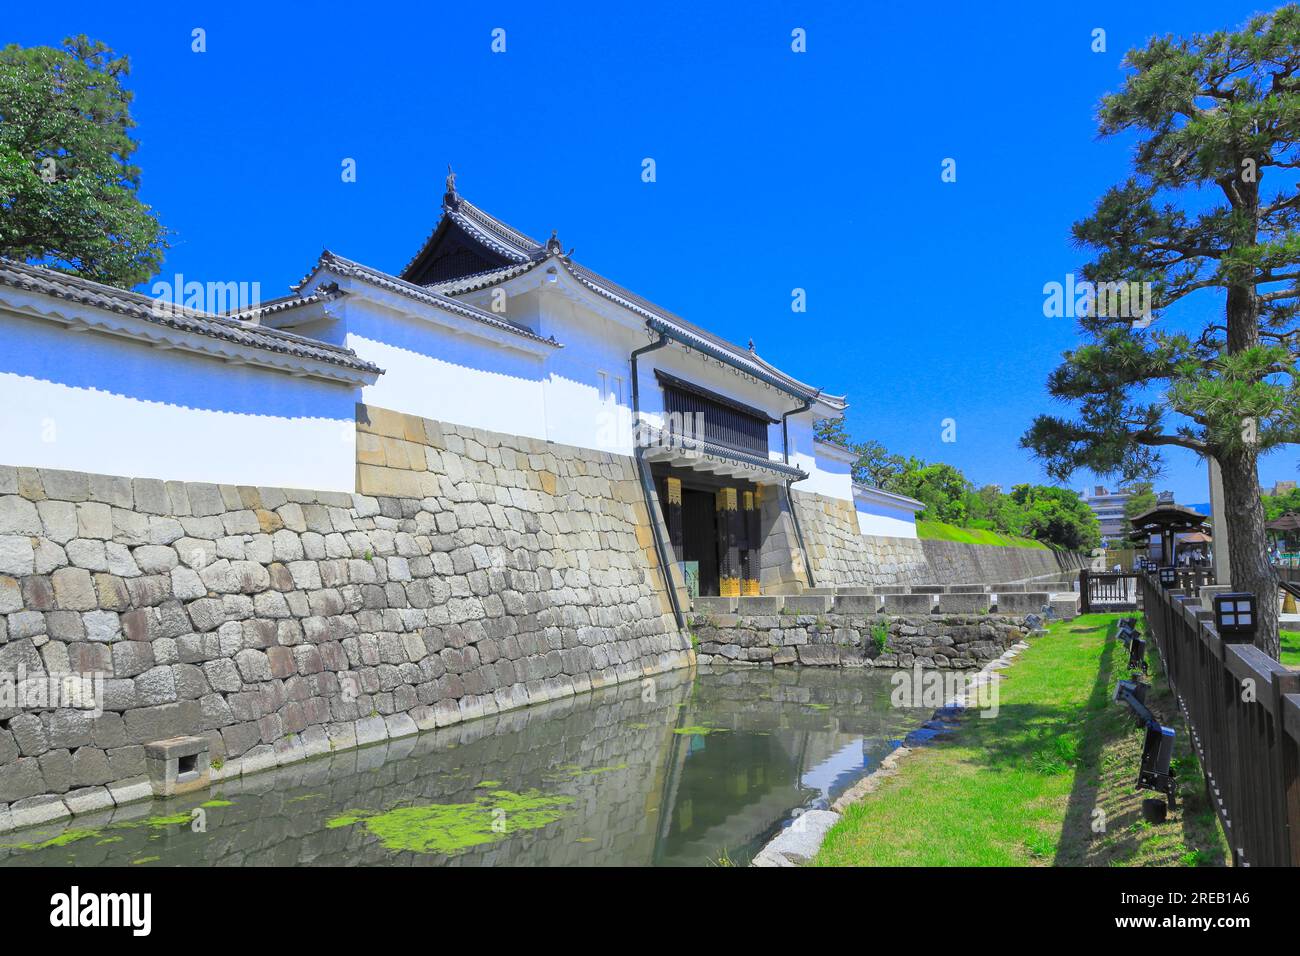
[656,370,772,457]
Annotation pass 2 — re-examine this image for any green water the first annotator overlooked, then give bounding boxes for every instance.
[0,666,933,867]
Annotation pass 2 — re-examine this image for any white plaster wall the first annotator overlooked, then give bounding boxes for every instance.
[787,415,859,504]
[531,293,643,455]
[0,312,358,490]
[345,304,548,443]
[801,442,856,501]
[856,499,920,538]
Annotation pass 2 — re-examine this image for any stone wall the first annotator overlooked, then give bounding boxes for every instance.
[0,671,692,866]
[791,486,1087,589]
[691,612,1031,668]
[790,490,876,587]
[918,539,1087,584]
[757,485,810,594]
[856,535,932,587]
[0,405,691,828]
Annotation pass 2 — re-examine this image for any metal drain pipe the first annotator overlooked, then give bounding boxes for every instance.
[781,398,816,589]
[630,330,685,630]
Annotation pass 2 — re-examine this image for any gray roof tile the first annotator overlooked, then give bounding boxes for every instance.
[0,258,381,376]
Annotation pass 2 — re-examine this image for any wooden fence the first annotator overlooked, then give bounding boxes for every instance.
[1080,567,1215,614]
[1140,571,1300,866]
[1079,569,1139,613]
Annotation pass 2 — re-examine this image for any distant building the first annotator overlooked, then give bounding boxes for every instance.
[1081,485,1172,545]
[1268,480,1297,497]
[1081,486,1131,543]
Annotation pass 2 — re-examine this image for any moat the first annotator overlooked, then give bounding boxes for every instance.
[0,666,934,866]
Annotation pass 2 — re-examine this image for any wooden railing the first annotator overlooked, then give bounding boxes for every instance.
[1140,571,1300,866]
[1078,569,1139,613]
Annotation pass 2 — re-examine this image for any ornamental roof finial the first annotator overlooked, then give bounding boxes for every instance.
[546,229,563,255]
[748,338,755,352]
[444,164,457,203]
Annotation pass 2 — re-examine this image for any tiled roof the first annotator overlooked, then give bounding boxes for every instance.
[416,191,848,411]
[401,196,544,278]
[425,261,542,295]
[447,197,544,261]
[0,258,381,376]
[852,482,925,511]
[229,286,346,321]
[561,259,847,410]
[298,251,560,348]
[642,427,808,481]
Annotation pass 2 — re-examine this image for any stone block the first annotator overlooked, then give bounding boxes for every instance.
[143,735,211,796]
[692,596,736,614]
[1050,594,1080,621]
[938,593,991,614]
[995,592,1050,615]
[882,593,935,615]
[0,535,34,576]
[8,794,69,829]
[783,595,832,614]
[833,594,882,615]
[64,785,115,816]
[82,609,121,643]
[798,645,841,666]
[0,495,41,535]
[736,596,784,615]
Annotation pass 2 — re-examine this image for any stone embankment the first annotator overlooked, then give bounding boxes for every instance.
[0,409,690,832]
[790,489,1088,588]
[691,611,1032,668]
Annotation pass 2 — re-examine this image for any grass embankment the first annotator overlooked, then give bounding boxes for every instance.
[1283,631,1300,668]
[814,614,1228,867]
[915,519,1048,550]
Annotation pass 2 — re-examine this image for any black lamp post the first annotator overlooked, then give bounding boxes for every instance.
[1212,592,1258,644]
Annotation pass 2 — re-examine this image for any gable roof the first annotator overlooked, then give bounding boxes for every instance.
[294,251,560,349]
[403,186,847,412]
[0,258,382,379]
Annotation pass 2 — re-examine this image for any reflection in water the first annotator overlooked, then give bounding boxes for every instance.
[0,666,930,867]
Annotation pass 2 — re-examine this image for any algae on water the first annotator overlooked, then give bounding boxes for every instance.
[327,789,574,855]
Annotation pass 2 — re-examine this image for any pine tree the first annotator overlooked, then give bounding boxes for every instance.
[1023,8,1300,655]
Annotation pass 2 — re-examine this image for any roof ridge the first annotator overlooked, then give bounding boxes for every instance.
[395,188,847,409]
[303,250,561,348]
[0,258,380,375]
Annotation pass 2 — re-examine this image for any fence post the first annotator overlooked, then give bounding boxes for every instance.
[1079,568,1090,614]
[1271,671,1300,865]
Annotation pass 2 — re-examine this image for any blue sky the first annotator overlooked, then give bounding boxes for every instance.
[7,0,1297,503]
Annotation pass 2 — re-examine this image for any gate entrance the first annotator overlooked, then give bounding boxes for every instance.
[653,466,763,597]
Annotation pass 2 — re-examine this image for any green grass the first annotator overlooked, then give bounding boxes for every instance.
[1282,631,1300,668]
[814,614,1227,867]
[915,518,1048,550]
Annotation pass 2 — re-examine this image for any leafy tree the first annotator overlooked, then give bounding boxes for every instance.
[893,463,971,524]
[813,417,851,447]
[858,441,919,491]
[1264,485,1300,520]
[1022,8,1300,654]
[0,36,167,286]
[1010,485,1102,552]
[1121,481,1158,542]
[812,421,917,489]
